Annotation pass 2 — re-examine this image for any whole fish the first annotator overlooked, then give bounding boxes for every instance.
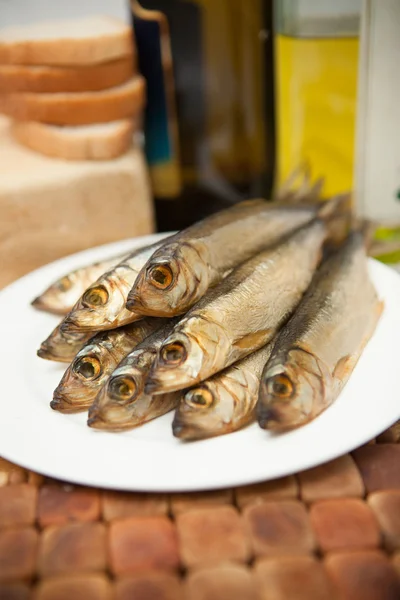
[126,195,343,318]
[31,253,128,316]
[145,219,326,394]
[87,322,179,430]
[37,321,94,363]
[257,230,383,431]
[61,238,169,332]
[173,342,273,441]
[51,318,164,413]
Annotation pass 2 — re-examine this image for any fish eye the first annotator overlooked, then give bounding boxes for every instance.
[73,356,101,380]
[82,285,109,308]
[57,276,72,292]
[160,341,186,365]
[266,374,294,399]
[148,263,174,290]
[108,375,137,402]
[185,388,214,409]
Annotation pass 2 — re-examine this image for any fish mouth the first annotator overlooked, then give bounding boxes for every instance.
[87,410,136,431]
[257,405,284,430]
[126,292,173,318]
[51,391,90,413]
[172,416,208,441]
[37,345,70,363]
[62,311,106,332]
[31,296,63,315]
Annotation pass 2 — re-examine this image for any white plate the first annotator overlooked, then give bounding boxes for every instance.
[0,234,399,492]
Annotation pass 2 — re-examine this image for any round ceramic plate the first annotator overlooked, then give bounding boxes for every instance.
[0,234,399,492]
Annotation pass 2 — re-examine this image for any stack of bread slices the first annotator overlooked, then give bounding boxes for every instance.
[0,15,146,160]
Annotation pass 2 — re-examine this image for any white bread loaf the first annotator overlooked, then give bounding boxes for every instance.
[0,56,135,93]
[0,76,146,125]
[0,117,154,288]
[12,120,137,160]
[0,16,133,66]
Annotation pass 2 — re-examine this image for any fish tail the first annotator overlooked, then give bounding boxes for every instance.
[350,218,377,252]
[318,192,353,248]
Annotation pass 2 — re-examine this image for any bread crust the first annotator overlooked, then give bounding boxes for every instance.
[0,56,135,93]
[0,76,146,125]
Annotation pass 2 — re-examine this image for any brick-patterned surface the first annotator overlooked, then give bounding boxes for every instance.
[0,425,399,597]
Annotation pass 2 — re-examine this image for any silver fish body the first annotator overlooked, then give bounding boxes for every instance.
[51,318,164,413]
[88,322,179,430]
[127,199,329,317]
[31,253,128,316]
[37,321,94,362]
[173,342,273,440]
[146,219,326,394]
[257,231,383,431]
[62,239,168,332]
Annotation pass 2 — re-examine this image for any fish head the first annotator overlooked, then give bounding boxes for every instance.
[126,242,211,316]
[63,267,139,331]
[32,272,79,315]
[172,382,232,440]
[51,339,114,412]
[37,326,91,362]
[257,348,329,431]
[87,353,152,430]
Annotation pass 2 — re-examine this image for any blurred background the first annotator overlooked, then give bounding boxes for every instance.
[0,0,399,283]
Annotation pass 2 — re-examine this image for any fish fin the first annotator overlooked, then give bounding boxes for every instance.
[234,330,271,352]
[333,355,355,382]
[274,163,324,205]
[318,192,353,248]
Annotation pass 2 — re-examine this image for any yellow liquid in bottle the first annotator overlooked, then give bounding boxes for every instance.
[275,35,359,196]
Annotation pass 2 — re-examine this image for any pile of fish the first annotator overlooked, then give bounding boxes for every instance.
[33,190,383,440]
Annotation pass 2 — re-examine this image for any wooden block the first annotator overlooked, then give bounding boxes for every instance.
[115,572,184,600]
[310,499,380,552]
[170,489,234,516]
[235,477,298,510]
[368,491,400,551]
[38,522,106,576]
[298,455,364,503]
[0,484,37,528]
[352,445,400,492]
[325,550,400,600]
[102,491,168,521]
[109,517,180,576]
[186,564,259,600]
[255,556,337,600]
[37,484,100,527]
[244,500,315,557]
[34,574,112,600]
[0,458,27,486]
[0,582,31,599]
[176,506,251,569]
[0,116,154,289]
[0,527,38,582]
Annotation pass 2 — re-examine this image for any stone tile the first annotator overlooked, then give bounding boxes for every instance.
[176,506,250,569]
[186,564,259,600]
[368,491,400,551]
[37,484,100,527]
[298,455,364,503]
[170,489,234,516]
[34,574,112,600]
[352,445,400,492]
[102,491,168,521]
[310,499,380,552]
[325,550,400,600]
[0,527,38,582]
[0,583,31,600]
[38,522,106,576]
[235,477,298,510]
[0,459,27,486]
[0,484,37,528]
[377,422,400,444]
[244,500,315,557]
[255,556,337,600]
[115,572,184,600]
[109,516,180,575]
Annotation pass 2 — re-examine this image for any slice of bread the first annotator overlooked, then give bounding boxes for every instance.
[0,56,135,93]
[0,16,133,66]
[0,76,146,125]
[12,120,137,160]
